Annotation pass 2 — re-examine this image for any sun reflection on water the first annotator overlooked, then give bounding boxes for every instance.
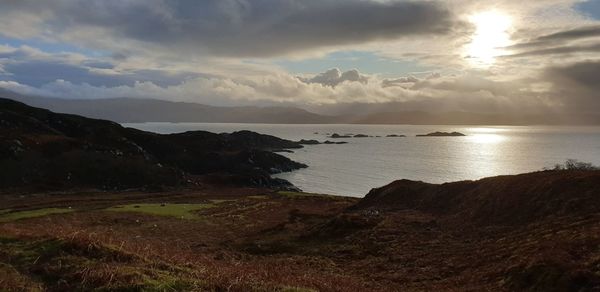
[468,133,506,144]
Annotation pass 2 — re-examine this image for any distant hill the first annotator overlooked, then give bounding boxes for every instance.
[3,88,600,125]
[2,91,337,124]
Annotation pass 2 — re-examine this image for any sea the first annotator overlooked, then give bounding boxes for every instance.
[123,123,600,197]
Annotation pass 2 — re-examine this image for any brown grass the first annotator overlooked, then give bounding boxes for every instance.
[1,172,600,291]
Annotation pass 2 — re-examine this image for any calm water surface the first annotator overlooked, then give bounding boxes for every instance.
[123,123,600,197]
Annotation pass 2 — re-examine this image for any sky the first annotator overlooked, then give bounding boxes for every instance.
[0,0,599,115]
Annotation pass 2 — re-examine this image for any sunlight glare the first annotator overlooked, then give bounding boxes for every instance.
[468,133,506,144]
[465,10,513,67]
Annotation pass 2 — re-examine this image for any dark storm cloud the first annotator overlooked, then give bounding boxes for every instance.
[505,43,600,58]
[0,59,205,88]
[537,25,600,41]
[506,25,600,57]
[0,0,459,58]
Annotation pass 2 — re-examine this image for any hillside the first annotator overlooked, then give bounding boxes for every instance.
[354,170,600,226]
[0,98,306,191]
[2,90,338,124]
[1,170,599,291]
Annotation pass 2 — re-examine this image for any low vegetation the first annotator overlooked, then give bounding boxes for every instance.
[106,203,217,219]
[0,236,200,291]
[551,159,599,171]
[0,208,73,223]
[277,191,330,198]
[1,169,600,291]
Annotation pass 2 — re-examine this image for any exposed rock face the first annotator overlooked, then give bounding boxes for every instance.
[0,98,306,191]
[416,131,465,137]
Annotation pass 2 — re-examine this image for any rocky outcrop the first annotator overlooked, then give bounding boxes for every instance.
[297,139,321,145]
[298,139,348,145]
[329,133,352,138]
[416,131,465,137]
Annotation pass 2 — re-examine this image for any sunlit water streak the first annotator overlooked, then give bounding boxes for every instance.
[124,123,600,197]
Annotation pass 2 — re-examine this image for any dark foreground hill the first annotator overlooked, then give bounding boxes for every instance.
[0,98,306,191]
[1,170,599,291]
[354,170,600,226]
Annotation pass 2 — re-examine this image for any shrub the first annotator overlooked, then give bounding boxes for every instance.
[552,159,599,171]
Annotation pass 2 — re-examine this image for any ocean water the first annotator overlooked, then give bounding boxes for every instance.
[123,123,600,197]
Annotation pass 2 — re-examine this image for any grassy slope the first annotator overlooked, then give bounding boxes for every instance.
[1,171,600,291]
[107,203,218,219]
[0,189,361,291]
[0,208,74,223]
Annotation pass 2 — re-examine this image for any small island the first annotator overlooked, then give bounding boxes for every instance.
[298,139,348,145]
[386,134,406,138]
[329,133,373,139]
[323,140,348,145]
[416,131,466,137]
[297,139,321,145]
[329,133,352,138]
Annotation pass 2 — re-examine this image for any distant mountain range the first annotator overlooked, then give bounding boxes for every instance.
[0,90,338,124]
[2,88,599,125]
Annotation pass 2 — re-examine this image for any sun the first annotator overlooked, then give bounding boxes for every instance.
[465,10,513,67]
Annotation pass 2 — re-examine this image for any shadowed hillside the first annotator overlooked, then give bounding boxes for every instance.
[0,98,306,191]
[354,170,600,226]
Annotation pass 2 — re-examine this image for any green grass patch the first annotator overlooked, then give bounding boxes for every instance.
[0,208,74,223]
[106,203,216,219]
[210,199,233,204]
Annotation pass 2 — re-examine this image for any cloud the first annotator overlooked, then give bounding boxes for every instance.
[0,0,460,58]
[537,24,600,41]
[0,45,208,88]
[544,60,600,112]
[0,0,599,118]
[504,23,600,58]
[0,66,564,117]
[505,43,600,57]
[299,68,368,87]
[381,76,420,88]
